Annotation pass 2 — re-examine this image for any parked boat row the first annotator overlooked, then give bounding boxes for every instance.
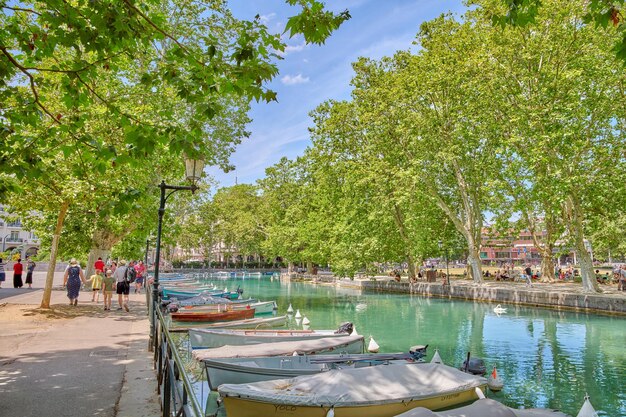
[155,275,599,417]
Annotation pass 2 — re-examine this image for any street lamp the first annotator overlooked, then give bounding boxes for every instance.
[149,155,205,351]
[438,240,450,287]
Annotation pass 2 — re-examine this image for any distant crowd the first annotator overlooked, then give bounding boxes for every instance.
[61,257,147,311]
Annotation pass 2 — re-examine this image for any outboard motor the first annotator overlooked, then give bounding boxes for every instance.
[236,286,244,295]
[167,303,179,313]
[334,322,354,335]
[409,344,429,361]
[461,357,486,375]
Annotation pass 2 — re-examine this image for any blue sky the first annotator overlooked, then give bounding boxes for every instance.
[207,0,467,188]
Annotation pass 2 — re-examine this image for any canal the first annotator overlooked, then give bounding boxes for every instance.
[171,274,625,417]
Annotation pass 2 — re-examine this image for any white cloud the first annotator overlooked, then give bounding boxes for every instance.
[284,42,307,54]
[281,73,310,85]
[259,13,276,24]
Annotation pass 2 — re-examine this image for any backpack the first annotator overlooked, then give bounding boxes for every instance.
[125,266,136,283]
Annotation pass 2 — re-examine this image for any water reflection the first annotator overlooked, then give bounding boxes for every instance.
[170,274,625,417]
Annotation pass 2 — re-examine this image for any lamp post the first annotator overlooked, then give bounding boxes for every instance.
[149,156,204,352]
[438,240,450,287]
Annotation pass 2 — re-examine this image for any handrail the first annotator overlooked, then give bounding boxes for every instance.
[150,285,204,417]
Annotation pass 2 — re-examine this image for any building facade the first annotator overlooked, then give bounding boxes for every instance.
[0,205,39,258]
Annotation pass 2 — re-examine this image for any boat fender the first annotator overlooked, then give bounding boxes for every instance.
[292,351,299,356]
[303,316,311,325]
[576,394,599,417]
[368,337,380,353]
[295,309,302,319]
[326,406,335,417]
[350,325,358,336]
[487,366,504,392]
[475,387,486,399]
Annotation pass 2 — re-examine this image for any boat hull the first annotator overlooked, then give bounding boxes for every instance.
[193,335,365,360]
[171,309,255,322]
[204,355,421,390]
[189,328,345,349]
[169,315,288,331]
[180,300,276,315]
[222,385,485,417]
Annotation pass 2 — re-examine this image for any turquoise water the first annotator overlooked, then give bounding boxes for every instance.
[175,274,625,417]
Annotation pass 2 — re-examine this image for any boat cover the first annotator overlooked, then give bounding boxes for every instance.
[394,398,569,417]
[193,334,365,360]
[218,363,486,407]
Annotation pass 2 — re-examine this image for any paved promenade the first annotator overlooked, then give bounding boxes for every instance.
[0,271,161,417]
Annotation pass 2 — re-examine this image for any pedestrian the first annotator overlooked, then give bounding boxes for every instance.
[0,257,5,288]
[109,261,117,274]
[134,260,146,293]
[113,260,130,312]
[524,265,533,287]
[13,258,23,288]
[619,265,626,291]
[62,258,86,306]
[88,269,104,302]
[94,257,105,274]
[25,257,36,289]
[102,269,116,310]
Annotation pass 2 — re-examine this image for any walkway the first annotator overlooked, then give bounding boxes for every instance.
[0,272,161,417]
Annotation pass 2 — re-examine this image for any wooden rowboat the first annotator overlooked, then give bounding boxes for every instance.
[170,308,255,322]
[177,300,277,315]
[168,315,288,331]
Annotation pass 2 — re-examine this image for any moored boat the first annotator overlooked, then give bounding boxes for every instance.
[193,334,365,361]
[393,398,569,417]
[189,326,352,349]
[170,308,255,322]
[202,349,428,390]
[218,363,487,417]
[168,315,288,331]
[174,300,277,315]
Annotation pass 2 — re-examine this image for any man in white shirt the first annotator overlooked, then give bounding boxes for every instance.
[113,260,130,311]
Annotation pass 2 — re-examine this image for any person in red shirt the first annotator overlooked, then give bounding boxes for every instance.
[13,258,23,288]
[94,257,105,273]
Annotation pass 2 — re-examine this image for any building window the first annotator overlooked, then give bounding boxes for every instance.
[495,252,510,259]
[480,252,488,259]
[7,220,22,228]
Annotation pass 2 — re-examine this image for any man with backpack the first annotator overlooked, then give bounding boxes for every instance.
[113,260,130,312]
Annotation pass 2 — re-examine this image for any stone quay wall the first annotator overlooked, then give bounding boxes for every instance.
[333,279,626,315]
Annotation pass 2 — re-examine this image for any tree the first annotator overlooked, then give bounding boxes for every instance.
[488,0,626,61]
[0,1,350,307]
[476,0,626,291]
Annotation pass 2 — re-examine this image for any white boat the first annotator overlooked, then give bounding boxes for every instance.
[192,334,365,361]
[203,351,428,390]
[218,363,487,417]
[189,327,352,349]
[394,398,568,417]
[168,315,288,331]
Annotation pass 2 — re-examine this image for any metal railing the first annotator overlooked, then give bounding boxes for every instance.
[149,286,203,417]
